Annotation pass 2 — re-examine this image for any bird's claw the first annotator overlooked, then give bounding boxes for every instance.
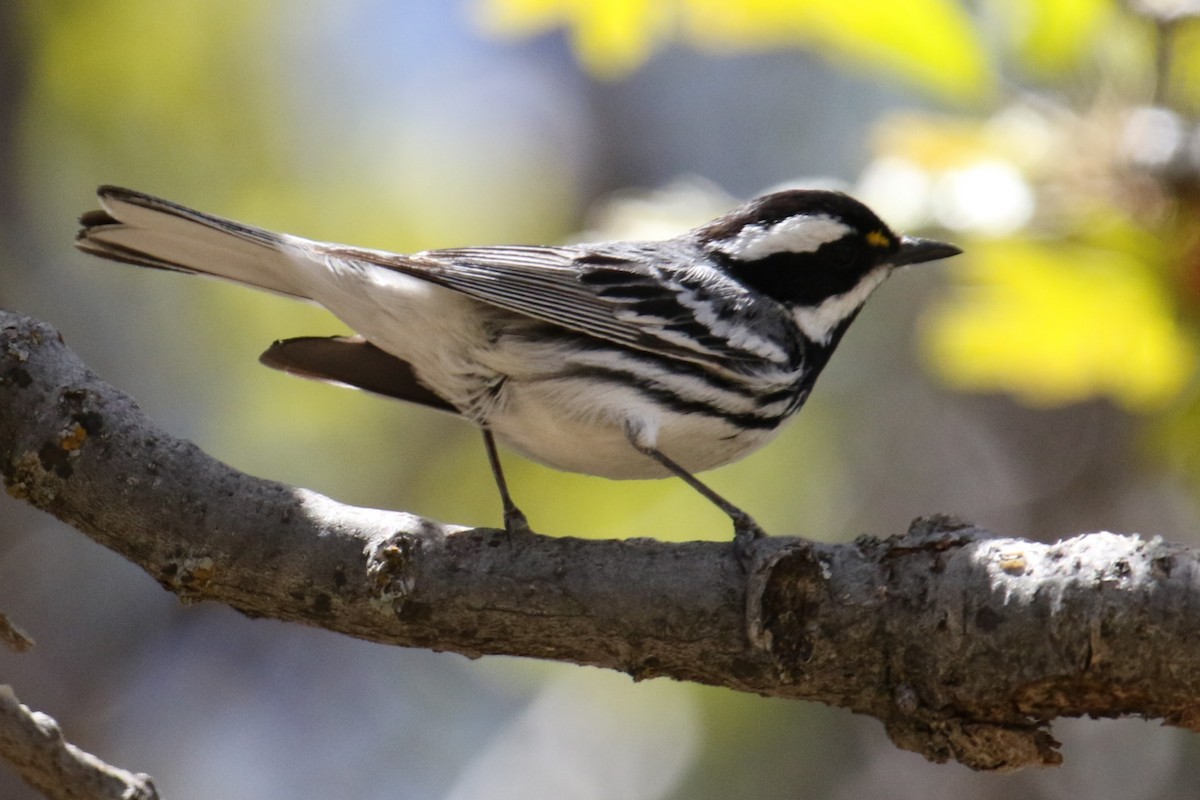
[503,505,532,536]
[732,514,765,569]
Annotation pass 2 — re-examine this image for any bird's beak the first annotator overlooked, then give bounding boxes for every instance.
[891,235,962,267]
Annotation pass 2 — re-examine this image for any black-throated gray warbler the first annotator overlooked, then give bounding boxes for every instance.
[77,186,960,546]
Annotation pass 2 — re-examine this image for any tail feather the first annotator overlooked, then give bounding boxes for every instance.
[76,186,313,299]
[260,335,458,414]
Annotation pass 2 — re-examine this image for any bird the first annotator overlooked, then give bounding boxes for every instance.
[76,186,960,548]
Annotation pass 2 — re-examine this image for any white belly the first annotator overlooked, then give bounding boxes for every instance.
[485,375,785,479]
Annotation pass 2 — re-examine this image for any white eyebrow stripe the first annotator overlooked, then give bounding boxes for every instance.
[710,214,851,260]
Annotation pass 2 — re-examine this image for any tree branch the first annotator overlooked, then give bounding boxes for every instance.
[0,685,159,800]
[2,307,1199,773]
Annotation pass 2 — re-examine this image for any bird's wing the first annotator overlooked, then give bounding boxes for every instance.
[321,241,800,371]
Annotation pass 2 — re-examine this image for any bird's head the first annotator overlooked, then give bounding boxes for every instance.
[695,189,961,345]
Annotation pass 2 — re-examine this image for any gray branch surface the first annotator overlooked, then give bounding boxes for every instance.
[3,308,1200,774]
[0,685,158,800]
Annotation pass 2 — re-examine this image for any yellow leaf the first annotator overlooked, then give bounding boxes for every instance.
[682,0,992,101]
[992,0,1119,76]
[923,240,1196,410]
[1169,22,1200,113]
[474,0,993,99]
[474,0,674,78]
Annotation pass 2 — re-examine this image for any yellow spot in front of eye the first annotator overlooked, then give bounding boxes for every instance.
[866,230,891,248]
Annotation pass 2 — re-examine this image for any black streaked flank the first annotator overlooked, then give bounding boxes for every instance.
[560,365,799,431]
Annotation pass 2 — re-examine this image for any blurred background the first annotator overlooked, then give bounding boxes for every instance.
[3,0,1200,797]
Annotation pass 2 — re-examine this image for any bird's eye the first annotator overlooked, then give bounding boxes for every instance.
[821,238,858,271]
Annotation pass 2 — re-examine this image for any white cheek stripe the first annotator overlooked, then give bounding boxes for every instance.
[713,214,852,260]
[792,267,890,345]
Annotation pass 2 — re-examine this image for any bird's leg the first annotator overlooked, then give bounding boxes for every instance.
[624,427,765,560]
[482,429,530,534]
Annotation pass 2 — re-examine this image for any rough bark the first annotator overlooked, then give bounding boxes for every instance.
[3,308,1199,773]
[0,686,159,800]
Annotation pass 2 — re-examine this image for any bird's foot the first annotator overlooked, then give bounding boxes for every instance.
[503,504,532,536]
[732,513,765,570]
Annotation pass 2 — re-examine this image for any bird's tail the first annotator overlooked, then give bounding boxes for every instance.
[76,186,314,299]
